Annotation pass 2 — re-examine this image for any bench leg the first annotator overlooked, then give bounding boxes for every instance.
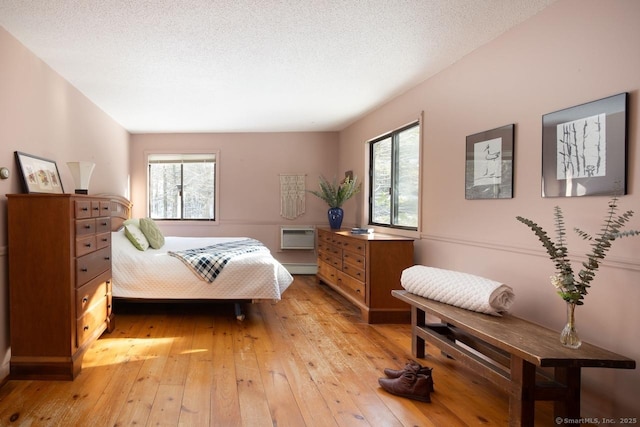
[553,366,581,419]
[412,306,426,358]
[510,355,536,427]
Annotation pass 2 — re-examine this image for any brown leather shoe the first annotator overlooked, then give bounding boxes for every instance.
[378,369,433,402]
[384,360,432,380]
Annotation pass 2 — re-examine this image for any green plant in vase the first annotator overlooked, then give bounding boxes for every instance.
[309,175,361,229]
[516,197,640,348]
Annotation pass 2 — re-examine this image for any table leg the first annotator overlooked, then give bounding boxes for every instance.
[510,355,536,427]
[554,366,581,419]
[412,306,425,358]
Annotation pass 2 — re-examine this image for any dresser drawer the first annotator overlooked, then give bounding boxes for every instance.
[335,235,366,255]
[326,244,342,257]
[76,247,111,286]
[318,252,342,270]
[337,271,365,302]
[75,218,96,236]
[317,241,330,254]
[342,263,365,282]
[75,200,93,219]
[99,201,111,217]
[318,229,334,244]
[96,232,111,249]
[90,200,101,217]
[76,235,97,257]
[95,217,111,233]
[76,300,107,348]
[318,241,341,257]
[317,261,338,283]
[343,250,365,269]
[76,271,110,317]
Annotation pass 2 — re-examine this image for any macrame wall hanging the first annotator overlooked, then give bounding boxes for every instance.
[280,174,306,220]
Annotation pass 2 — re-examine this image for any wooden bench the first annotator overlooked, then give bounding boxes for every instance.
[392,290,636,427]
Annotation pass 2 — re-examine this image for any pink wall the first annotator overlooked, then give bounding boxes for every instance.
[0,28,130,380]
[340,0,640,418]
[129,132,340,265]
[1,0,638,417]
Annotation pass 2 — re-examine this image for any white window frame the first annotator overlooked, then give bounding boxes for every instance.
[367,118,422,233]
[145,150,220,223]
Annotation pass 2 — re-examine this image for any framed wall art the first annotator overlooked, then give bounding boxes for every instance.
[542,92,628,197]
[15,151,65,194]
[465,124,514,199]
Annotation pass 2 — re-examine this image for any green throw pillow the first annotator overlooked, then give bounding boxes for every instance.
[139,217,165,249]
[124,224,150,251]
[123,218,140,227]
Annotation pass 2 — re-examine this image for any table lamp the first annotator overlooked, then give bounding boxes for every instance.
[67,161,95,194]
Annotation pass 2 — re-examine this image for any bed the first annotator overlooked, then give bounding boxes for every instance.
[106,195,294,319]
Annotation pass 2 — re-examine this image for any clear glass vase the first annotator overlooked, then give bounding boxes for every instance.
[560,302,582,349]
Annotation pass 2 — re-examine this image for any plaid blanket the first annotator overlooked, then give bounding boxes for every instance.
[168,238,269,283]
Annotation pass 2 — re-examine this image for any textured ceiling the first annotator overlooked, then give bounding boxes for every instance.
[1,0,555,133]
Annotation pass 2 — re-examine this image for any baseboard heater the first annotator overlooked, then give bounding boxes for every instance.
[282,263,318,275]
[280,226,315,250]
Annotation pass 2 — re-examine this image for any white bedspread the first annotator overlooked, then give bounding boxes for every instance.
[111,230,293,300]
[401,265,514,316]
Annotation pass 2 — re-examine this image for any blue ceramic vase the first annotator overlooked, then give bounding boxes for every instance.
[327,207,344,229]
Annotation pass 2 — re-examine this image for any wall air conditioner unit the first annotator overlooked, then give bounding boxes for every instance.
[280,226,315,250]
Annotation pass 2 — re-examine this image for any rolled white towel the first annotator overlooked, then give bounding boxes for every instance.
[401,265,515,316]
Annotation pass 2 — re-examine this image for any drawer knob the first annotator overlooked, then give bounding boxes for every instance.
[81,207,89,211]
[101,221,108,226]
[85,243,92,248]
[84,325,90,331]
[85,225,92,229]
[101,238,108,242]
[82,297,89,303]
[81,267,88,272]
[104,256,111,261]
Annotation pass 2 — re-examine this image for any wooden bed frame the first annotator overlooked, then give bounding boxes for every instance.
[103,194,132,231]
[102,194,249,320]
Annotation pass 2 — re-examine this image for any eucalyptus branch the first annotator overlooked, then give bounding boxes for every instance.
[516,197,640,305]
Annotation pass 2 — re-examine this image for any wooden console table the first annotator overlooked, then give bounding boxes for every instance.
[392,290,636,427]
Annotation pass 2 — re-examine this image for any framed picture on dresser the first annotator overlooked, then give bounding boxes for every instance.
[14,151,65,194]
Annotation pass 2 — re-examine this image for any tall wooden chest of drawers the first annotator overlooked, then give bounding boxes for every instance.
[316,228,414,323]
[7,194,115,380]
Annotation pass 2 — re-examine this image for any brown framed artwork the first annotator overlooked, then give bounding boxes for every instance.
[542,93,628,197]
[465,124,514,200]
[14,151,65,194]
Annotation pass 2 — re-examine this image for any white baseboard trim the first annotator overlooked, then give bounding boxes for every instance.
[282,263,317,275]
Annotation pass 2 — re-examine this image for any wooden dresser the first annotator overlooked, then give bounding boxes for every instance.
[316,228,414,323]
[7,194,115,380]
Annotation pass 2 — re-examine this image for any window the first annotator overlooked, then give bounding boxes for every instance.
[369,122,420,230]
[148,153,216,220]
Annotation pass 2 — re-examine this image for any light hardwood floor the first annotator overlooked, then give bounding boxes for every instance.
[0,275,555,426]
